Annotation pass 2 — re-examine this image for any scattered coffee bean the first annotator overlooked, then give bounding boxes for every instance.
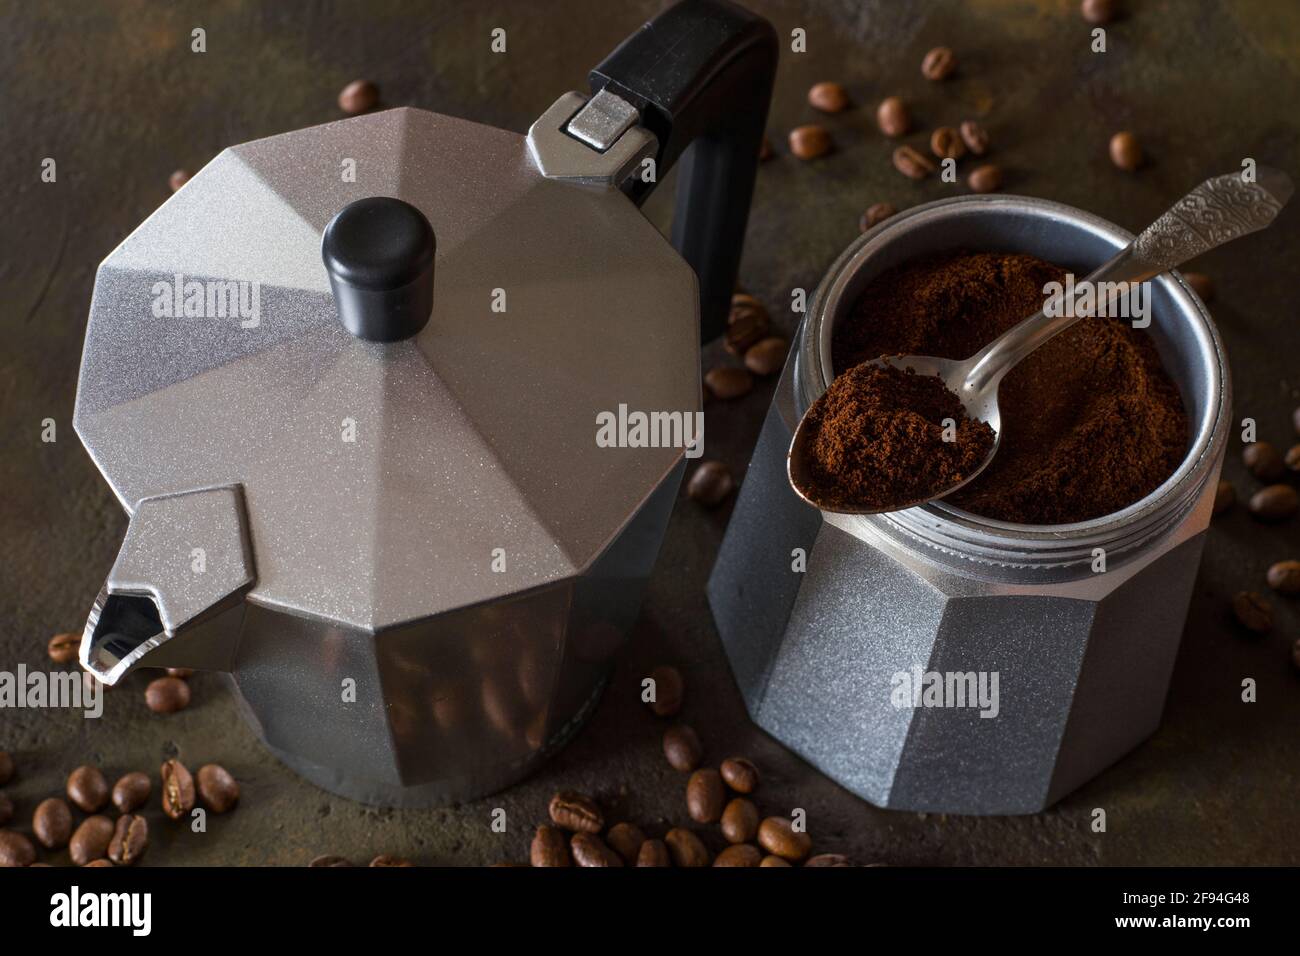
[48,632,79,664]
[686,768,726,824]
[548,790,604,832]
[166,668,194,679]
[338,79,378,115]
[1109,131,1142,171]
[145,675,191,714]
[570,831,623,867]
[808,81,849,113]
[168,169,190,192]
[721,797,760,844]
[636,838,671,867]
[1286,444,1300,472]
[648,664,685,717]
[860,202,896,232]
[759,854,791,867]
[0,752,12,785]
[605,822,647,864]
[1249,484,1298,522]
[196,764,239,813]
[369,855,414,866]
[664,827,711,867]
[0,792,11,827]
[1266,560,1300,595]
[1243,441,1285,482]
[33,797,73,849]
[530,824,571,866]
[69,816,114,866]
[1232,591,1273,634]
[745,336,788,376]
[687,460,736,507]
[893,145,935,180]
[758,816,812,861]
[714,843,762,867]
[1213,479,1235,516]
[111,772,151,814]
[921,46,957,81]
[726,294,771,356]
[309,854,352,867]
[759,135,772,162]
[83,858,113,867]
[1081,0,1116,24]
[805,853,852,867]
[930,126,966,161]
[160,759,196,820]
[67,765,109,813]
[959,120,989,155]
[876,96,910,137]
[0,830,36,867]
[663,724,703,772]
[1183,272,1214,302]
[967,163,1003,194]
[705,365,753,401]
[789,125,833,160]
[720,756,760,794]
[108,814,147,866]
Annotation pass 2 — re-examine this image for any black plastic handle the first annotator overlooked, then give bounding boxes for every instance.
[590,0,778,342]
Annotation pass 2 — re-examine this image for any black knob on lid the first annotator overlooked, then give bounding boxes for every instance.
[322,197,436,342]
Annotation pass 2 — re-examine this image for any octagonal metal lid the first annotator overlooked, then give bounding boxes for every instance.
[74,107,700,631]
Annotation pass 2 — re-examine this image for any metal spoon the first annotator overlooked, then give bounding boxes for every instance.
[788,168,1294,514]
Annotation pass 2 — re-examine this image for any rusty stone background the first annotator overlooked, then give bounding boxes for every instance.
[0,0,1297,865]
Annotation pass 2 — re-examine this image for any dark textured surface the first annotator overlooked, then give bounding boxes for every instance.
[1,0,1297,866]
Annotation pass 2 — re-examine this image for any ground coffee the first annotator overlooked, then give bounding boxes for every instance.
[832,251,1188,524]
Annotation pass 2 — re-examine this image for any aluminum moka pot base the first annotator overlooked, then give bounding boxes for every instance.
[708,195,1230,816]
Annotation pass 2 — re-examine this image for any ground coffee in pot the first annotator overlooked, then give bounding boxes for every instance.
[831,251,1188,524]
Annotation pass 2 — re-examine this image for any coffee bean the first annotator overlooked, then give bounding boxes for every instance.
[196,764,239,813]
[1249,484,1298,522]
[1109,131,1142,172]
[713,844,762,867]
[67,765,109,813]
[726,295,771,356]
[647,664,685,717]
[1213,479,1235,516]
[338,79,378,115]
[1294,406,1300,436]
[548,790,604,832]
[1081,0,1116,24]
[759,136,772,162]
[967,163,1003,194]
[930,126,965,161]
[0,830,36,867]
[33,797,72,849]
[166,668,194,679]
[369,855,414,867]
[720,756,760,793]
[1243,441,1284,481]
[83,859,113,867]
[168,169,190,192]
[108,814,147,866]
[860,202,896,233]
[893,145,935,180]
[309,854,352,867]
[959,120,989,156]
[664,827,711,867]
[705,366,753,401]
[687,461,736,507]
[48,632,79,664]
[145,675,191,714]
[663,724,703,772]
[721,797,760,844]
[788,125,832,160]
[529,824,571,866]
[921,46,957,81]
[0,752,12,785]
[1267,560,1300,595]
[758,817,812,861]
[805,853,852,867]
[759,854,791,867]
[160,759,196,820]
[1183,272,1214,302]
[570,832,623,867]
[1286,444,1300,472]
[605,822,647,864]
[876,97,910,137]
[0,792,12,827]
[686,768,726,824]
[744,336,788,376]
[111,772,151,814]
[1232,591,1273,634]
[636,838,670,867]
[808,81,849,113]
[69,816,114,866]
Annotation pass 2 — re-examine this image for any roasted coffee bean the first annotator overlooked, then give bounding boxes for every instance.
[1286,444,1300,472]
[108,814,147,866]
[1213,479,1235,516]
[168,169,190,192]
[959,120,989,156]
[636,838,671,867]
[369,854,414,867]
[160,759,196,820]
[0,830,36,867]
[69,815,114,866]
[1249,484,1298,522]
[876,96,910,137]
[713,844,762,867]
[0,792,12,827]
[1081,0,1116,24]
[860,202,896,232]
[806,853,852,867]
[111,772,151,814]
[67,765,109,813]
[605,822,647,864]
[308,854,352,867]
[338,79,378,115]
[48,632,79,664]
[648,664,685,716]
[687,461,735,507]
[1232,591,1273,634]
[759,854,791,867]
[893,145,935,180]
[0,752,12,785]
[808,81,849,113]
[664,827,711,867]
[1183,272,1214,302]
[705,366,753,401]
[726,296,771,357]
[745,336,788,376]
[83,858,113,867]
[166,667,194,679]
[663,724,703,772]
[721,797,760,844]
[758,817,812,861]
[33,797,73,849]
[921,46,957,81]
[720,756,760,794]
[1243,441,1285,482]
[1109,131,1142,171]
[930,126,965,161]
[759,136,772,162]
[967,163,1003,194]
[145,675,191,714]
[686,768,726,823]
[548,790,604,832]
[788,125,832,160]
[570,832,623,867]
[529,824,571,866]
[1267,560,1300,595]
[196,764,239,813]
